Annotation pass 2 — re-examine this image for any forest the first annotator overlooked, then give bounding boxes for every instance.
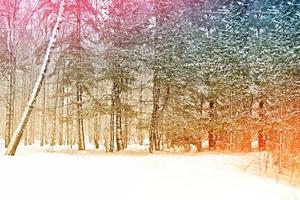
[0,0,299,176]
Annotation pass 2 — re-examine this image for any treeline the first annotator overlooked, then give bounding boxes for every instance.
[0,0,299,166]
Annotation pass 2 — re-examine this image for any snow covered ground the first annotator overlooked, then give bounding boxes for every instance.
[0,145,299,200]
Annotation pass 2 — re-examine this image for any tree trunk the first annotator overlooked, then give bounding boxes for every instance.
[123,77,129,148]
[76,83,85,150]
[58,68,65,146]
[50,70,60,146]
[94,113,100,149]
[5,67,15,148]
[149,70,160,153]
[58,93,64,146]
[109,86,115,152]
[22,71,28,146]
[116,111,124,151]
[199,93,204,114]
[137,82,144,145]
[93,82,100,149]
[65,84,72,148]
[109,113,115,152]
[5,0,17,148]
[40,80,46,146]
[149,114,159,153]
[115,82,124,151]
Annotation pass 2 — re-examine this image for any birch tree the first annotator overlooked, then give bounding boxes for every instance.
[5,0,65,156]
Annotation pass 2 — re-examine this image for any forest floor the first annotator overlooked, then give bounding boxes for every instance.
[0,143,299,200]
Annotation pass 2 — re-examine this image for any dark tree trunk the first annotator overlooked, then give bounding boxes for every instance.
[76,83,85,150]
[66,85,72,148]
[149,71,169,153]
[109,82,116,152]
[115,82,124,151]
[149,71,160,153]
[94,113,100,149]
[137,83,144,145]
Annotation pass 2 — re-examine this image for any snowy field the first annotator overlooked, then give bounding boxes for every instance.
[0,145,299,200]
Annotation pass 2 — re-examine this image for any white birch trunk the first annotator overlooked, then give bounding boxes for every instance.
[5,1,65,156]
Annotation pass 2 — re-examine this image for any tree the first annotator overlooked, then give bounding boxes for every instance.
[5,0,65,156]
